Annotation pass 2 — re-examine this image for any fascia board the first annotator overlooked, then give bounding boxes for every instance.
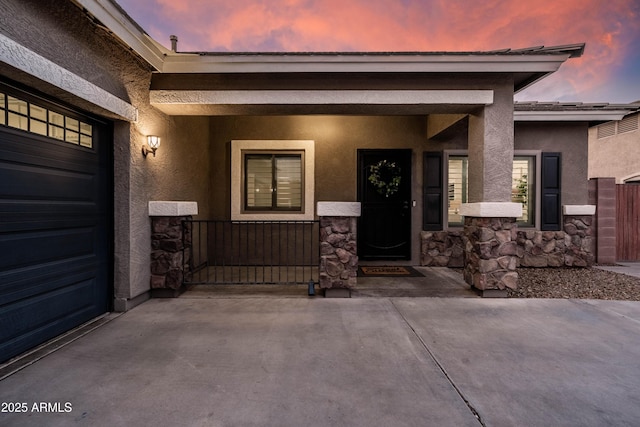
[73,0,167,71]
[161,53,570,74]
[515,110,633,122]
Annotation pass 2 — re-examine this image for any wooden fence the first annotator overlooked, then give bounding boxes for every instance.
[617,184,640,261]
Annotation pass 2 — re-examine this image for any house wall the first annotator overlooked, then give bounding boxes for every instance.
[514,121,589,205]
[589,113,640,183]
[208,115,592,263]
[0,0,211,310]
[209,115,428,261]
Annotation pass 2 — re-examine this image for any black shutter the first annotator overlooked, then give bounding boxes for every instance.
[541,152,561,230]
[423,152,443,230]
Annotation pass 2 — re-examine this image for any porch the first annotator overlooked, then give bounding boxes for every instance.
[182,266,478,298]
[168,216,476,298]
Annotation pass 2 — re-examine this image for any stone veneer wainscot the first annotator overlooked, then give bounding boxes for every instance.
[421,206,596,270]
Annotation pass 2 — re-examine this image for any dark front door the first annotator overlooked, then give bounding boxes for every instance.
[358,149,412,260]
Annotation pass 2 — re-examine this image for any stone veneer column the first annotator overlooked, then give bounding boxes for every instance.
[562,205,596,266]
[460,202,522,297]
[317,202,361,298]
[149,201,198,297]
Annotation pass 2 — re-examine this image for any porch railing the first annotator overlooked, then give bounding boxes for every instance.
[184,220,320,285]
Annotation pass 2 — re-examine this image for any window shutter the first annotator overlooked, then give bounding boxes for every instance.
[541,152,561,230]
[423,152,443,230]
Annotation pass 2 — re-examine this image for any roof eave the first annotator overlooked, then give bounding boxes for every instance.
[67,2,580,77]
[71,0,168,71]
[159,52,572,74]
[514,110,634,122]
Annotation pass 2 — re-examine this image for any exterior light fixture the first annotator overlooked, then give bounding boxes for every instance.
[142,135,161,157]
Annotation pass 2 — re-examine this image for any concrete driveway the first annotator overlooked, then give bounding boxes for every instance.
[1,296,640,426]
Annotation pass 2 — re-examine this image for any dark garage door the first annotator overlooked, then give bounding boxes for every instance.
[0,84,111,363]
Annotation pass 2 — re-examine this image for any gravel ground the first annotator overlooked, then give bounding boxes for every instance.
[508,267,640,300]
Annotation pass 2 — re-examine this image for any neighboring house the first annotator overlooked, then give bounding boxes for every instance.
[588,109,640,262]
[589,109,640,183]
[0,0,638,362]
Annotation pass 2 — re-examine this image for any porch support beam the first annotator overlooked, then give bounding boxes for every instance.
[462,82,520,296]
[150,89,494,115]
[467,89,514,203]
[151,89,493,105]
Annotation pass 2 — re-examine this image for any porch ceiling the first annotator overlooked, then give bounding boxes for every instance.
[149,89,494,116]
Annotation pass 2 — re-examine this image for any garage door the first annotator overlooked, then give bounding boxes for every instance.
[0,83,111,363]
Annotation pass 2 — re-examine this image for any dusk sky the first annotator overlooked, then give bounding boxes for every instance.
[116,0,640,103]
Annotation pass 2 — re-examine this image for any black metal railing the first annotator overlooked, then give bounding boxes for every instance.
[183,220,319,285]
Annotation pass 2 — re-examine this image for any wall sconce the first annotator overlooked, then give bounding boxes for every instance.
[142,135,161,157]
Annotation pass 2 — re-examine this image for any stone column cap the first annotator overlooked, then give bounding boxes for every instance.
[149,201,198,216]
[563,205,596,215]
[317,201,361,217]
[459,202,522,218]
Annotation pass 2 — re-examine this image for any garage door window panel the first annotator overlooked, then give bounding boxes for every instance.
[0,91,93,148]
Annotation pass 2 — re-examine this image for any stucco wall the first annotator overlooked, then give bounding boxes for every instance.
[208,115,592,262]
[209,115,427,261]
[589,120,640,183]
[0,0,211,309]
[468,79,514,203]
[515,121,589,205]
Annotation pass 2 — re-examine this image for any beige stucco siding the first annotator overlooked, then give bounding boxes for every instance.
[209,115,428,260]
[210,115,591,219]
[589,119,640,183]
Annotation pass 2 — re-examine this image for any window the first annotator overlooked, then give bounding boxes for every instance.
[231,140,315,220]
[0,93,5,126]
[512,156,535,226]
[244,153,303,211]
[0,90,93,147]
[447,155,468,226]
[446,154,536,227]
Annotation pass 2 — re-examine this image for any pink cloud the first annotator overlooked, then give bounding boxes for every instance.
[117,0,640,101]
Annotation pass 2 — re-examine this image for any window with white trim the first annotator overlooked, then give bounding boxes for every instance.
[244,152,303,211]
[231,140,315,221]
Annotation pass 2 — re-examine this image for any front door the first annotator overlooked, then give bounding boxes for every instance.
[357,149,412,260]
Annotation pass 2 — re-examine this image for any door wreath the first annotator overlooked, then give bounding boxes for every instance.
[368,160,402,197]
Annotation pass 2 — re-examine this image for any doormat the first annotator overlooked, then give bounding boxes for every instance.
[358,266,424,277]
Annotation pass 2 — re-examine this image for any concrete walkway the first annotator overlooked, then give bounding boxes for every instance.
[2,296,640,426]
[596,261,640,279]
